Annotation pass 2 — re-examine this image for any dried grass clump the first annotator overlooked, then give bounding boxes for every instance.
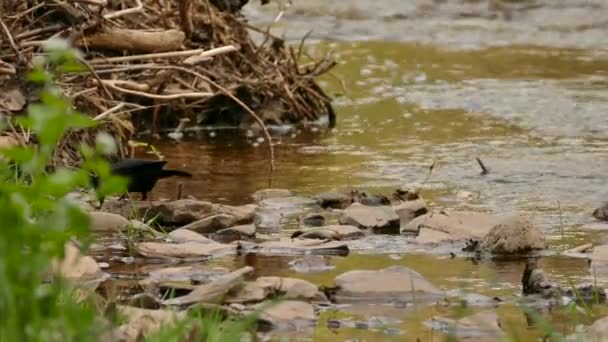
[0,0,336,167]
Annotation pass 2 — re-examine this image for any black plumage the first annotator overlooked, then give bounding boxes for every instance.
[93,158,192,207]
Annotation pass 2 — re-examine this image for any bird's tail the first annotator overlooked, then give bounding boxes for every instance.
[160,169,193,178]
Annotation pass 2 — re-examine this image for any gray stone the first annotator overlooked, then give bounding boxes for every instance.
[140,199,255,226]
[480,213,546,254]
[300,213,326,227]
[135,242,236,260]
[168,228,214,243]
[315,192,351,209]
[256,301,316,331]
[227,277,327,304]
[293,225,364,241]
[339,203,400,234]
[425,311,503,342]
[90,211,130,232]
[215,224,256,238]
[567,316,608,342]
[181,214,240,234]
[393,199,428,227]
[329,266,444,304]
[593,203,608,221]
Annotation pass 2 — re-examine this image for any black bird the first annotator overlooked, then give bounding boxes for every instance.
[92,158,192,207]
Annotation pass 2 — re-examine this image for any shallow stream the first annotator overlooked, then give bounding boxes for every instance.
[114,1,608,340]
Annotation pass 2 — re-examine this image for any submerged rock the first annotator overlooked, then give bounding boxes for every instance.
[326,266,444,304]
[135,241,236,260]
[593,203,608,221]
[315,192,351,209]
[292,225,365,241]
[90,211,130,232]
[163,266,253,306]
[238,238,349,256]
[425,311,503,342]
[139,265,230,288]
[339,203,400,234]
[289,255,334,273]
[252,188,293,202]
[256,300,316,332]
[300,213,326,227]
[393,199,428,227]
[227,277,327,304]
[480,213,546,254]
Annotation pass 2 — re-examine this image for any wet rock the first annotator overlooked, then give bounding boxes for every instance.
[116,305,185,341]
[327,266,444,304]
[135,241,236,260]
[480,214,546,254]
[564,284,607,304]
[392,186,420,202]
[593,203,608,221]
[128,293,161,309]
[50,242,109,289]
[292,225,364,241]
[168,228,215,243]
[163,266,253,306]
[339,203,400,234]
[403,210,497,238]
[349,190,391,207]
[227,277,327,304]
[141,199,216,225]
[393,199,428,227]
[300,213,326,227]
[567,316,608,342]
[215,224,256,239]
[256,300,316,332]
[252,188,293,202]
[522,258,562,298]
[238,238,349,256]
[425,311,502,342]
[446,291,502,308]
[140,200,255,226]
[139,265,230,288]
[315,192,351,209]
[590,244,608,277]
[90,211,130,232]
[181,214,240,234]
[289,255,334,273]
[254,208,282,230]
[259,196,317,209]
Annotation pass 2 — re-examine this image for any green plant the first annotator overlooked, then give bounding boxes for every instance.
[0,39,127,341]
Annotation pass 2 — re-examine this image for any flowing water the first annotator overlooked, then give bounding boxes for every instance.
[121,0,608,340]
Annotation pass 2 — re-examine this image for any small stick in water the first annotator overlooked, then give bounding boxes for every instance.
[177,183,183,200]
[476,157,489,175]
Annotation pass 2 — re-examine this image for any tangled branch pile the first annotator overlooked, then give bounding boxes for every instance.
[0,0,336,166]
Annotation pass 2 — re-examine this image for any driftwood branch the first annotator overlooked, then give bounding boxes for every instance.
[78,29,185,53]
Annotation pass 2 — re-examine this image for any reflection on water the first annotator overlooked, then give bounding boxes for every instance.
[124,14,608,340]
